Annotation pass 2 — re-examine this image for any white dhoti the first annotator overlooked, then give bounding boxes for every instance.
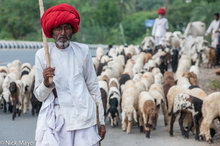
[211,33,218,48]
[35,98,100,146]
[155,36,165,46]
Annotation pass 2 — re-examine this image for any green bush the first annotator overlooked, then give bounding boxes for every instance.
[122,11,157,45]
[212,79,220,89]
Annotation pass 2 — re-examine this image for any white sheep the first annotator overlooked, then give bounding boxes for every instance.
[151,67,161,75]
[200,92,220,143]
[177,76,191,89]
[108,48,117,59]
[96,47,104,61]
[134,79,146,93]
[141,72,154,90]
[0,66,8,78]
[92,57,99,72]
[141,36,155,52]
[154,73,163,84]
[121,84,139,133]
[176,55,191,79]
[115,46,124,55]
[21,70,35,114]
[149,83,168,126]
[2,71,21,103]
[123,59,135,79]
[190,60,200,79]
[100,55,111,64]
[132,52,146,75]
[143,59,156,72]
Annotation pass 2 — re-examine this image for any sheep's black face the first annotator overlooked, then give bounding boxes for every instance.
[110,108,118,119]
[160,55,167,62]
[109,98,118,107]
[172,49,179,56]
[9,82,17,95]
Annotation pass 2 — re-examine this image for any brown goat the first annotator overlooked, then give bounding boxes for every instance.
[126,53,132,60]
[143,100,158,138]
[182,71,198,86]
[144,53,152,64]
[207,47,216,68]
[163,71,176,109]
[163,71,175,83]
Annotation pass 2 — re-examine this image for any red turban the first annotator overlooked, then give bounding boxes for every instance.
[41,3,80,38]
[157,8,166,15]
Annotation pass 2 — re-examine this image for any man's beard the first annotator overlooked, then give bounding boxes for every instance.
[53,34,72,49]
[159,15,163,19]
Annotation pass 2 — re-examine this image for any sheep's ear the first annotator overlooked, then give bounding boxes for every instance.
[133,110,137,123]
[175,80,178,84]
[154,98,157,104]
[25,85,29,92]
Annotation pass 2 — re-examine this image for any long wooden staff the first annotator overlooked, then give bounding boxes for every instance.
[96,102,101,146]
[38,0,53,84]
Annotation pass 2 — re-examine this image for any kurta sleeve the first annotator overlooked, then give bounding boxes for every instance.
[34,51,54,102]
[152,19,157,36]
[206,21,213,34]
[83,47,105,125]
[165,19,169,30]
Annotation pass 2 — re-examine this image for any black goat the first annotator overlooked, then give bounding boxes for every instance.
[9,82,21,120]
[171,49,179,72]
[119,74,130,86]
[31,80,42,116]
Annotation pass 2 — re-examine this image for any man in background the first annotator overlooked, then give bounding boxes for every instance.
[206,13,220,48]
[152,8,169,51]
[206,13,220,65]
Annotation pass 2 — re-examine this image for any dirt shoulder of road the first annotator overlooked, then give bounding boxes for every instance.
[199,65,220,94]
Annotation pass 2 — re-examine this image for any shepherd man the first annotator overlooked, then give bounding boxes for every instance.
[152,8,169,51]
[206,13,220,48]
[34,3,106,146]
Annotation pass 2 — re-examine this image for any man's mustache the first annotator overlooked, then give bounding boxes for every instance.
[57,35,69,40]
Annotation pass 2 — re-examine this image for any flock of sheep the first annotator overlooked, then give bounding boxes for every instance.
[0,61,41,120]
[93,31,219,144]
[0,30,219,144]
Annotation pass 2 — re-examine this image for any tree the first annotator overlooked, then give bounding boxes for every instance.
[122,11,157,44]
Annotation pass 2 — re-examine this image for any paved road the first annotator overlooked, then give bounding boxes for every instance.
[0,110,37,146]
[0,109,219,146]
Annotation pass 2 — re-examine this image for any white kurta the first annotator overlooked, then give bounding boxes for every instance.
[152,17,169,46]
[34,42,104,146]
[206,20,220,47]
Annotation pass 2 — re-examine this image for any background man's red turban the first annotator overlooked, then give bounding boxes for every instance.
[157,8,166,15]
[41,3,80,38]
